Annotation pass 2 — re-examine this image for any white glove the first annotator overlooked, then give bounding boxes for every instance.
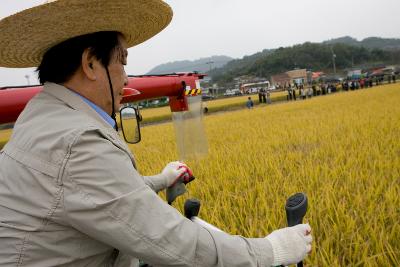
[159,161,193,188]
[265,223,312,266]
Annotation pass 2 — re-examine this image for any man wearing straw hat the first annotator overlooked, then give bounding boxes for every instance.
[0,0,312,266]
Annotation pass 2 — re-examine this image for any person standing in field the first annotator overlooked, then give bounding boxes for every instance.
[292,85,297,100]
[260,88,267,103]
[266,89,272,104]
[300,86,306,99]
[246,96,254,109]
[350,81,355,90]
[287,85,292,101]
[307,86,313,98]
[258,87,266,103]
[360,78,365,88]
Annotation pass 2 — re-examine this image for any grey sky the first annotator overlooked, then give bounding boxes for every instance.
[1,0,399,86]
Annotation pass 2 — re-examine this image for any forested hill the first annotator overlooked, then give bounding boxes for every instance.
[211,39,400,84]
[147,55,232,74]
[324,36,400,50]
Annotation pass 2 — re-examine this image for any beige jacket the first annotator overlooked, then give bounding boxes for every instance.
[0,83,273,266]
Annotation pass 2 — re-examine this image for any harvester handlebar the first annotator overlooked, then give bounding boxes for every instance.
[285,192,308,227]
[184,198,201,218]
[282,192,308,267]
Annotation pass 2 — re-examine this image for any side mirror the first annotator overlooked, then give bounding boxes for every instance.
[120,106,142,144]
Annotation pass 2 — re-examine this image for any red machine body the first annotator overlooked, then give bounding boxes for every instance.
[0,73,205,124]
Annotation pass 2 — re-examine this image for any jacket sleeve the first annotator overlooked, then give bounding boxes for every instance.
[61,129,274,266]
[142,174,167,193]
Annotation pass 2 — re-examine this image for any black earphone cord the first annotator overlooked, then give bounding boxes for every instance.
[106,68,119,132]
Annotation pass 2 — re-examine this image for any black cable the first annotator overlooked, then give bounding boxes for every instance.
[106,68,118,131]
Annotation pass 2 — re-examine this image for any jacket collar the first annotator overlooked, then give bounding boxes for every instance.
[42,82,113,130]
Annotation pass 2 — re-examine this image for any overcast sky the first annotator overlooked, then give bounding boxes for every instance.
[1,0,399,87]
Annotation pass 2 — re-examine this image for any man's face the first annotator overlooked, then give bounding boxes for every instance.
[97,35,128,115]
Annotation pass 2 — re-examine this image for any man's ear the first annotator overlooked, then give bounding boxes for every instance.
[82,48,98,81]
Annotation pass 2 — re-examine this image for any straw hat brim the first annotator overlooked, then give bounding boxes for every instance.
[0,0,172,68]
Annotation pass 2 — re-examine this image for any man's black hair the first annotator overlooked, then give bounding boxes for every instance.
[37,31,121,84]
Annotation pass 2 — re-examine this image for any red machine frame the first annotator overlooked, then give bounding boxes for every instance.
[0,72,205,124]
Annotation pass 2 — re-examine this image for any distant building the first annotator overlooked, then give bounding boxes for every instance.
[271,69,308,87]
[347,69,362,79]
[286,69,307,85]
[271,73,291,87]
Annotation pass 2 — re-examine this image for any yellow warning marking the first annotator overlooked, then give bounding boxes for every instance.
[184,88,202,96]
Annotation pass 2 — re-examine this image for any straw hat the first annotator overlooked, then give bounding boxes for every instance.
[0,0,172,68]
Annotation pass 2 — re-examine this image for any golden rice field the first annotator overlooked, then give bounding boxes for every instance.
[0,128,12,148]
[132,83,400,266]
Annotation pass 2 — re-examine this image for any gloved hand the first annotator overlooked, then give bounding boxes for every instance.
[159,161,193,189]
[265,223,312,266]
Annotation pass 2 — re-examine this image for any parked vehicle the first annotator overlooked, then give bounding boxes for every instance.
[201,94,215,100]
[223,89,242,96]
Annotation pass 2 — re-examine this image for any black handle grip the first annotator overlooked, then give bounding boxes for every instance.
[184,198,201,219]
[284,192,308,267]
[285,192,308,227]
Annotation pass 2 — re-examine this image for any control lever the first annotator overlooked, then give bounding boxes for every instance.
[184,198,201,218]
[284,192,308,267]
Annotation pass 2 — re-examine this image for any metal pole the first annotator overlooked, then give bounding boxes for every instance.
[330,47,337,76]
[206,61,214,95]
[333,54,336,75]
